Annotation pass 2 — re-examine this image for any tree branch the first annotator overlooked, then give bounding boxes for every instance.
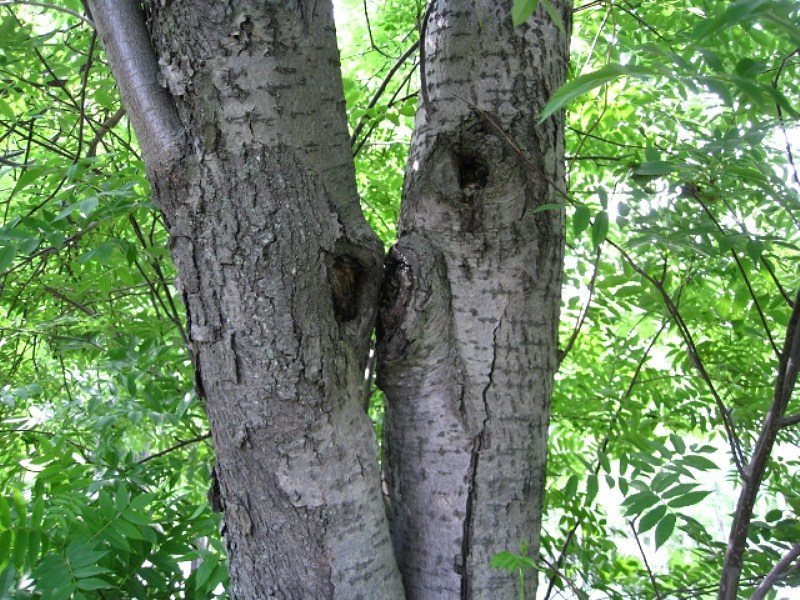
[608,238,747,477]
[750,542,800,600]
[349,40,419,149]
[629,520,663,600]
[86,0,183,172]
[718,288,800,600]
[0,0,93,26]
[137,432,212,464]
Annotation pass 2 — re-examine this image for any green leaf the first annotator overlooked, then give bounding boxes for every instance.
[669,434,686,454]
[115,483,129,511]
[0,98,14,120]
[661,483,699,499]
[632,161,674,177]
[624,490,660,514]
[585,475,598,504]
[745,238,763,262]
[765,509,783,523]
[0,497,11,529]
[195,556,218,590]
[0,245,16,273]
[541,0,565,34]
[564,475,578,498]
[30,497,44,529]
[490,550,521,571]
[26,530,40,568]
[72,565,109,578]
[638,504,667,533]
[11,529,27,568]
[598,451,611,474]
[591,210,609,249]
[11,494,25,527]
[573,205,590,236]
[531,203,564,214]
[0,531,11,566]
[539,63,651,122]
[654,513,676,548]
[66,541,107,570]
[512,0,539,26]
[667,490,711,508]
[76,577,112,591]
[682,455,718,471]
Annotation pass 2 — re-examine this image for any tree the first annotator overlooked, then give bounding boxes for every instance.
[87,0,569,597]
[0,0,798,599]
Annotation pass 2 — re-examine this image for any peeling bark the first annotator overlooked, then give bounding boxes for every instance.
[377,1,571,598]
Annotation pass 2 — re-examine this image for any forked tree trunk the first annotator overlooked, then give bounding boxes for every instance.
[90,0,570,598]
[377,1,571,598]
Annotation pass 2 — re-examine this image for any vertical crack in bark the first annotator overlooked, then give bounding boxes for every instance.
[460,432,482,599]
[460,315,501,598]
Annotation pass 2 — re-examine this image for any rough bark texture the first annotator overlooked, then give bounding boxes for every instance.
[91,1,404,598]
[377,2,571,598]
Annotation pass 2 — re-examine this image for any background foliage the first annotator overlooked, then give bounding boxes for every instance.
[0,0,797,598]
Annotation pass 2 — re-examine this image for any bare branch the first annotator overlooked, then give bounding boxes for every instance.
[719,289,800,600]
[86,0,183,172]
[750,542,800,600]
[137,432,212,464]
[350,40,419,149]
[629,520,663,599]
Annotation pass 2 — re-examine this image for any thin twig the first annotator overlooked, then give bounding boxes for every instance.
[545,321,667,600]
[558,246,601,365]
[43,285,97,317]
[771,48,800,225]
[607,238,747,478]
[86,108,125,158]
[691,192,780,358]
[361,0,392,58]
[539,556,586,598]
[349,40,419,148]
[781,412,800,427]
[137,432,212,464]
[0,1,93,26]
[629,520,663,599]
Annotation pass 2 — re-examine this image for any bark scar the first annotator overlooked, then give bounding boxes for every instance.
[330,255,360,322]
[376,245,413,354]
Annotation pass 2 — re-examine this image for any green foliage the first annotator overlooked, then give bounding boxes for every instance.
[490,542,544,600]
[0,3,223,597]
[542,0,800,597]
[0,0,798,598]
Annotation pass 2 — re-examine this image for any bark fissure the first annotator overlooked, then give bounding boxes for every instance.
[93,0,570,597]
[379,1,571,597]
[93,1,405,598]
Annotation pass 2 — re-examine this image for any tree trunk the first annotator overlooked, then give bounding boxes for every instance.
[377,1,571,598]
[90,0,570,598]
[89,1,404,598]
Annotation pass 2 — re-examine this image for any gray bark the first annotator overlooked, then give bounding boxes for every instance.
[90,1,403,598]
[377,1,571,598]
[91,0,570,597]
